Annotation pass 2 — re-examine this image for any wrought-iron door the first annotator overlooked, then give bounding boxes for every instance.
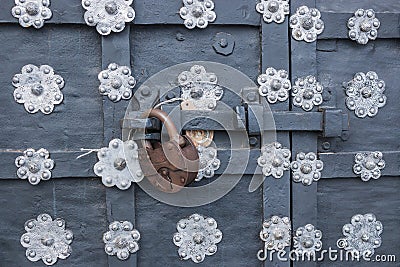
[0,0,399,267]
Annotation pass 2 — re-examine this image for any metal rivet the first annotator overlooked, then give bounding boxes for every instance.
[179,65,222,111]
[13,64,64,114]
[82,0,135,35]
[141,88,150,96]
[98,63,136,102]
[337,213,382,255]
[21,214,73,264]
[249,137,258,147]
[290,6,324,42]
[173,214,222,262]
[12,0,52,28]
[247,92,257,102]
[344,71,386,118]
[212,32,235,56]
[260,216,291,252]
[180,0,216,29]
[322,142,330,150]
[94,139,143,189]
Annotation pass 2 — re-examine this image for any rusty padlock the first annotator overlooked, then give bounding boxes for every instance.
[138,109,199,193]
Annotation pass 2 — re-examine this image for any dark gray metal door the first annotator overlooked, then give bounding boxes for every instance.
[306,1,400,266]
[0,0,399,267]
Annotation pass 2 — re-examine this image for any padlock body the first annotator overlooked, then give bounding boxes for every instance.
[138,136,199,193]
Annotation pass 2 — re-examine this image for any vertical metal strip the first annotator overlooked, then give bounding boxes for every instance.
[102,27,138,267]
[291,0,318,267]
[261,16,291,266]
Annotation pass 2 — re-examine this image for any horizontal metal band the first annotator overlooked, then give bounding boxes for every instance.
[123,109,246,131]
[214,150,400,178]
[0,1,86,24]
[320,151,400,178]
[0,151,97,179]
[0,0,260,26]
[0,148,258,179]
[123,108,349,137]
[0,149,398,179]
[319,12,400,39]
[2,8,399,35]
[248,109,323,134]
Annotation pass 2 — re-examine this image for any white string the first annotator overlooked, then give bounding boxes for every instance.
[76,98,183,158]
[153,97,184,109]
[76,148,100,159]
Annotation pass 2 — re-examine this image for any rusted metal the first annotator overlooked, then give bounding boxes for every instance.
[138,109,199,193]
[147,109,185,146]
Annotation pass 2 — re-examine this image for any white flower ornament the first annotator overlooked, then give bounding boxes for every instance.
[180,0,216,29]
[82,0,135,35]
[12,0,52,28]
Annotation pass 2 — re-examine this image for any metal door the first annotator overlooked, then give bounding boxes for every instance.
[0,0,398,266]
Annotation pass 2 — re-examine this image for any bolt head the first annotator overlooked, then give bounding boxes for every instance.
[247,92,257,102]
[302,89,314,100]
[273,229,284,239]
[361,87,372,98]
[300,163,313,174]
[105,1,118,15]
[302,239,314,248]
[360,20,372,32]
[219,38,228,48]
[301,16,314,30]
[272,157,283,167]
[361,233,370,242]
[193,233,205,244]
[191,5,204,18]
[25,2,39,16]
[111,77,122,89]
[270,79,282,91]
[365,160,376,170]
[141,88,151,96]
[30,84,44,96]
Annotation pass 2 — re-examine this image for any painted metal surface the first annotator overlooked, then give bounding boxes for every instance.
[0,0,399,266]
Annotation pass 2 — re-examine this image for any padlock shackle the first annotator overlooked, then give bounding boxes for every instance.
[146,109,186,147]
